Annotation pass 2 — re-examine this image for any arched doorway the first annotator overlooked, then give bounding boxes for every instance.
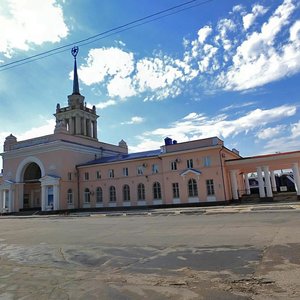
[23,162,41,209]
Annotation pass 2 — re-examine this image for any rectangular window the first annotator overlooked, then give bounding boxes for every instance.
[67,172,72,181]
[171,161,177,171]
[47,186,54,207]
[123,167,129,177]
[172,183,180,198]
[4,190,9,209]
[67,190,73,205]
[137,166,144,175]
[187,159,193,169]
[203,156,211,167]
[96,170,101,179]
[152,164,159,174]
[206,179,215,195]
[84,172,89,180]
[109,169,114,178]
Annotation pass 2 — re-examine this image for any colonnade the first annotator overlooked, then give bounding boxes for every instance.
[230,162,300,200]
[65,116,97,138]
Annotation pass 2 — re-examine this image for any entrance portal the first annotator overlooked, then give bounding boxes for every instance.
[23,162,41,209]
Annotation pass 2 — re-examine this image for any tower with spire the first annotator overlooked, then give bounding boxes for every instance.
[54,46,99,139]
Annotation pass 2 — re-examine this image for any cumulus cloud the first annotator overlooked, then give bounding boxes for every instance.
[216,0,300,91]
[78,0,300,101]
[256,125,286,139]
[197,25,212,44]
[243,4,268,30]
[0,0,68,57]
[131,105,296,151]
[79,48,198,102]
[263,120,300,152]
[94,99,117,110]
[121,116,144,125]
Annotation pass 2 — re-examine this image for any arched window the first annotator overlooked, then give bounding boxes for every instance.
[153,182,161,199]
[123,184,130,202]
[84,188,90,203]
[67,189,73,204]
[109,186,116,202]
[137,183,145,201]
[188,179,198,197]
[96,187,103,203]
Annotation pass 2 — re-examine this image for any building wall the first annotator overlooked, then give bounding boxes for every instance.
[76,145,235,208]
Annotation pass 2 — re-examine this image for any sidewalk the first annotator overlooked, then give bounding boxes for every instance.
[1,200,300,219]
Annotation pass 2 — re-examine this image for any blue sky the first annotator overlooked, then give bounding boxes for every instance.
[0,0,300,170]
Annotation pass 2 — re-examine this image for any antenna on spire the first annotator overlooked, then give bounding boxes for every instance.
[71,46,80,95]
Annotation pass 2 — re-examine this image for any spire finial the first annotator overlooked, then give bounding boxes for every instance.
[71,46,80,95]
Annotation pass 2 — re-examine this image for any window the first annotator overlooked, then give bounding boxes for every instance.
[96,171,101,179]
[4,190,9,208]
[188,179,198,197]
[206,179,215,195]
[171,161,177,171]
[67,189,73,205]
[123,185,130,202]
[67,172,72,181]
[153,182,162,199]
[172,183,180,198]
[109,186,116,202]
[47,186,54,207]
[109,169,114,178]
[152,164,159,174]
[96,187,103,203]
[84,172,89,180]
[123,167,129,177]
[137,183,145,201]
[137,166,144,175]
[203,156,211,167]
[84,188,90,203]
[187,159,193,169]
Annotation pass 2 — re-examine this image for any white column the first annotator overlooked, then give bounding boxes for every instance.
[244,173,250,195]
[41,185,46,211]
[292,163,300,196]
[76,115,81,134]
[230,170,239,200]
[256,166,265,198]
[70,117,75,135]
[270,171,277,192]
[0,189,3,212]
[83,117,87,136]
[94,121,97,139]
[263,166,273,198]
[53,184,60,211]
[8,188,14,212]
[87,119,91,137]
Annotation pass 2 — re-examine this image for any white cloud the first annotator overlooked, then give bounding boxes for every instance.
[216,0,299,91]
[243,4,268,30]
[0,0,68,57]
[290,120,300,138]
[129,138,163,153]
[256,125,286,139]
[121,116,144,125]
[132,105,296,151]
[78,47,135,86]
[17,119,55,141]
[94,99,117,110]
[220,101,256,112]
[263,120,300,152]
[197,25,212,44]
[79,47,198,102]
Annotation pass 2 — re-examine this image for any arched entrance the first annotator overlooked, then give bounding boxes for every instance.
[23,162,41,209]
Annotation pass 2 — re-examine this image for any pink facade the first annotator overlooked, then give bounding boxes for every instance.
[1,49,300,213]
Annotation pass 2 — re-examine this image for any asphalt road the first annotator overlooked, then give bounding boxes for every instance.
[0,211,300,299]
